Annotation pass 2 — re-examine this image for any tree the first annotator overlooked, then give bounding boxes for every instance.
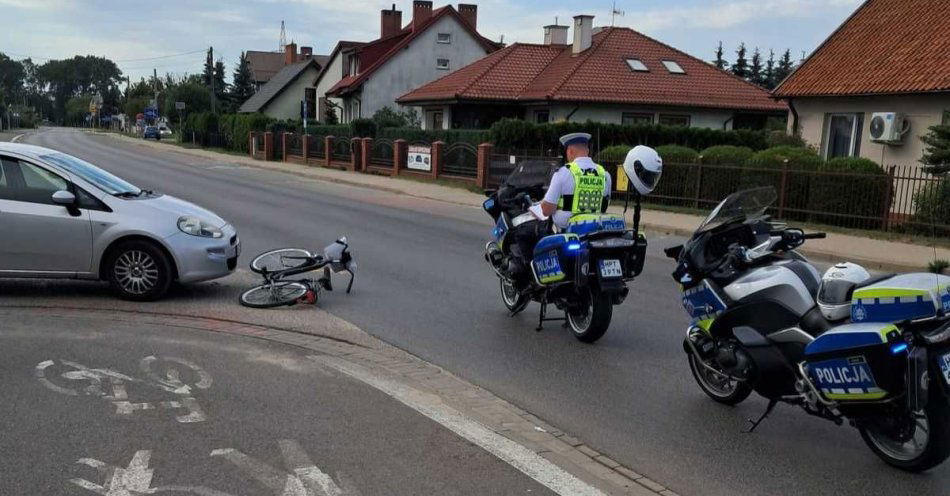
[713,41,727,70]
[163,82,213,118]
[920,124,950,175]
[371,106,421,128]
[764,50,776,89]
[213,58,229,111]
[731,43,749,79]
[230,52,255,107]
[773,49,795,87]
[749,48,764,86]
[36,55,122,123]
[202,48,214,88]
[324,104,339,125]
[65,95,92,125]
[0,53,25,109]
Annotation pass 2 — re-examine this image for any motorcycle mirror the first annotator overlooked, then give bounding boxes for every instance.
[484,189,496,198]
[664,245,683,260]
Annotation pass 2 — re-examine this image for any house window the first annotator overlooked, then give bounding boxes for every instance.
[626,59,649,72]
[534,110,550,123]
[303,88,316,120]
[825,113,864,159]
[436,58,450,70]
[659,114,690,127]
[661,60,685,74]
[437,33,452,44]
[622,113,653,125]
[428,110,444,130]
[943,110,950,125]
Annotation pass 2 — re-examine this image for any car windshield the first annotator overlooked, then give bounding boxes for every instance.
[40,153,142,196]
[695,187,777,234]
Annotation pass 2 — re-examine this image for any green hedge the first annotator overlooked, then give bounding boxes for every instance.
[377,127,489,146]
[488,118,770,153]
[697,146,754,203]
[351,118,377,138]
[912,177,950,237]
[596,145,631,162]
[653,145,700,203]
[219,113,274,152]
[742,146,823,219]
[303,124,351,138]
[810,157,889,229]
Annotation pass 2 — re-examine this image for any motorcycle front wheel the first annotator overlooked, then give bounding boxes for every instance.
[687,353,753,405]
[859,386,950,472]
[566,289,612,343]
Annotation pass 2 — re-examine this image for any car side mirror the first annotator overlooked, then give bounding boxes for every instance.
[52,190,77,206]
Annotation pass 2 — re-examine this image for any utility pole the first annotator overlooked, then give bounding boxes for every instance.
[153,68,159,125]
[208,47,217,114]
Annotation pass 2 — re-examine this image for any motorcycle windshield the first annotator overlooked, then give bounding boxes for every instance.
[503,159,559,189]
[695,187,777,234]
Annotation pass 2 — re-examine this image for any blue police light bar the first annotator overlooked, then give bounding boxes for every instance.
[566,242,581,251]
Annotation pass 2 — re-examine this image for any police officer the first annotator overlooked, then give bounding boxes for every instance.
[540,132,612,229]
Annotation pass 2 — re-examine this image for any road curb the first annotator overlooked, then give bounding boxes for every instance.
[0,305,682,496]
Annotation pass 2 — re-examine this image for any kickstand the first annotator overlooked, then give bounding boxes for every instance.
[536,298,547,332]
[745,399,778,433]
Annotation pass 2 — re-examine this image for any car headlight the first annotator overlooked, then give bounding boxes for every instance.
[177,216,223,238]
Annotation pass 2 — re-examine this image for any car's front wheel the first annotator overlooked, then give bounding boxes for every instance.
[105,240,174,301]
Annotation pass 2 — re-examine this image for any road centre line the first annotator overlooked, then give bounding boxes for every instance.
[310,355,608,496]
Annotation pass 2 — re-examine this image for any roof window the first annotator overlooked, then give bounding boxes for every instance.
[626,59,649,72]
[662,60,685,74]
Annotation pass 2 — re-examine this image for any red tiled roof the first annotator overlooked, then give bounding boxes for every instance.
[327,5,501,96]
[775,0,950,97]
[398,28,785,112]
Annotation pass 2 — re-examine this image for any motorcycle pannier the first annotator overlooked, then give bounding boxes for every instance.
[803,322,906,402]
[532,234,579,285]
[851,273,950,324]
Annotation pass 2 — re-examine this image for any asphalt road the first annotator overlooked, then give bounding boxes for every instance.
[0,309,549,495]
[12,128,949,495]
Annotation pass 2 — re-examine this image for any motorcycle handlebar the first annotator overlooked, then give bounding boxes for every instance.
[803,232,827,240]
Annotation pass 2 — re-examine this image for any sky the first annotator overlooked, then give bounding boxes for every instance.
[1,0,864,84]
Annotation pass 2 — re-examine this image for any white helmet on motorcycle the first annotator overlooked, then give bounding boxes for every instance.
[622,145,663,196]
[818,262,871,321]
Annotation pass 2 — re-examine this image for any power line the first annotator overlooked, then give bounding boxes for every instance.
[114,49,206,63]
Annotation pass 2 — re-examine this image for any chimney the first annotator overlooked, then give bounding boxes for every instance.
[543,24,568,45]
[572,15,593,54]
[284,42,297,65]
[458,4,477,30]
[381,4,403,38]
[412,1,433,31]
[300,46,313,59]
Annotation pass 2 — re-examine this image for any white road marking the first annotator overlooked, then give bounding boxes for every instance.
[11,133,24,143]
[310,355,607,496]
[211,440,354,496]
[71,450,155,495]
[35,357,211,423]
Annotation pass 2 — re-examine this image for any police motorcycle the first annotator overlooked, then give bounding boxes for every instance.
[664,186,950,471]
[482,146,661,343]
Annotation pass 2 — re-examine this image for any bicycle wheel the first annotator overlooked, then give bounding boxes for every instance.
[250,248,313,274]
[239,281,309,308]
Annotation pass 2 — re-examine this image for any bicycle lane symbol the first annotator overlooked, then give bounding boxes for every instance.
[35,356,213,423]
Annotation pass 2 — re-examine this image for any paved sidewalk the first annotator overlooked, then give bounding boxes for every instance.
[98,131,949,273]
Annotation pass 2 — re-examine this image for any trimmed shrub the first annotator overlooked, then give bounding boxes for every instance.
[488,118,770,153]
[218,113,274,152]
[766,130,807,149]
[304,124,351,138]
[743,146,823,220]
[377,127,489,146]
[809,157,889,229]
[698,146,754,204]
[930,259,950,274]
[351,118,377,138]
[596,145,631,162]
[912,177,950,237]
[652,145,700,203]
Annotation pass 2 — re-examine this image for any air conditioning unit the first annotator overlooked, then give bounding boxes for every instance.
[869,112,910,144]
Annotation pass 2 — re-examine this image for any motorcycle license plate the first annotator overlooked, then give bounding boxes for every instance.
[939,353,950,386]
[809,356,879,393]
[599,259,622,278]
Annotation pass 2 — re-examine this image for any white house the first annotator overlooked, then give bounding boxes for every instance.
[326,1,501,124]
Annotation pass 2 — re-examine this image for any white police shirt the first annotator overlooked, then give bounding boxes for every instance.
[542,156,612,229]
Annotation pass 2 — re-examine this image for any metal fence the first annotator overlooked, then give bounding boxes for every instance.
[372,139,395,167]
[307,135,325,159]
[252,133,264,156]
[332,137,352,162]
[599,161,949,235]
[442,142,478,178]
[286,133,303,157]
[486,153,562,189]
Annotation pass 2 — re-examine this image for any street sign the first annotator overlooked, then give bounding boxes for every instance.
[89,102,97,113]
[175,102,186,110]
[144,106,158,119]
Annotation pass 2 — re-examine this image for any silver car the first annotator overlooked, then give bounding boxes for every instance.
[0,143,240,300]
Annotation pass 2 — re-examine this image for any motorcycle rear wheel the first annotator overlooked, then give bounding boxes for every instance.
[859,386,950,472]
[687,353,753,405]
[499,277,529,313]
[567,289,612,343]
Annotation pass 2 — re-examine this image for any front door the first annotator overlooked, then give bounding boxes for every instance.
[0,156,93,274]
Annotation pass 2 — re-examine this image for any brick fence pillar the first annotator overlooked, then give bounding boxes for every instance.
[350,137,361,172]
[393,139,407,177]
[477,142,493,189]
[264,132,274,161]
[302,134,310,165]
[360,137,373,173]
[324,136,334,167]
[431,141,444,179]
[281,132,289,162]
[248,131,254,157]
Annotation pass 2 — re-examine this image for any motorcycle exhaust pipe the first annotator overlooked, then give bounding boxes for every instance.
[485,241,506,278]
